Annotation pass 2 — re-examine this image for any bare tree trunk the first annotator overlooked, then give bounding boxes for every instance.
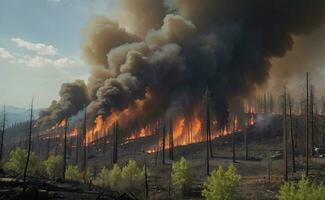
[305,73,309,177]
[310,86,314,156]
[205,89,210,176]
[0,105,6,162]
[267,151,271,183]
[169,119,174,161]
[190,121,193,144]
[283,87,288,181]
[270,93,274,113]
[162,121,166,165]
[102,125,107,155]
[155,121,159,166]
[232,130,235,163]
[112,121,118,164]
[82,107,87,173]
[288,96,296,173]
[323,116,325,145]
[264,93,267,113]
[63,118,68,181]
[23,99,33,191]
[244,128,248,161]
[144,153,149,200]
[75,130,79,165]
[208,118,213,158]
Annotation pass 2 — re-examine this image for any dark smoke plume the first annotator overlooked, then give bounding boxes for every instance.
[37,80,89,128]
[38,0,325,131]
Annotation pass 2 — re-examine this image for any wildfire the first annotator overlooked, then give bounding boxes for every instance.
[126,128,149,140]
[146,112,256,154]
[42,93,258,153]
[59,119,67,127]
[68,128,78,138]
[85,115,109,145]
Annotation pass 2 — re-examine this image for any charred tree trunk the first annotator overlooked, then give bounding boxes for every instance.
[288,96,296,173]
[323,116,325,145]
[270,93,274,113]
[102,126,107,155]
[244,128,248,161]
[190,121,193,144]
[232,131,235,163]
[283,87,288,181]
[144,153,149,200]
[169,119,174,161]
[205,89,210,175]
[0,105,6,162]
[162,121,166,165]
[264,93,267,113]
[23,99,33,191]
[310,86,314,156]
[208,118,213,158]
[82,107,87,172]
[63,118,68,181]
[305,73,309,177]
[155,122,159,166]
[112,121,118,164]
[75,130,79,165]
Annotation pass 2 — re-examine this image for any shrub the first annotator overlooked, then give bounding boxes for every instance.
[42,155,63,178]
[109,164,122,190]
[97,167,110,188]
[96,161,144,193]
[278,176,325,200]
[202,164,241,200]
[4,147,39,175]
[171,157,191,195]
[65,165,80,181]
[120,160,145,192]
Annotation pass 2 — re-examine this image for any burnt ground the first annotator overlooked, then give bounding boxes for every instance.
[86,113,325,200]
[1,113,325,199]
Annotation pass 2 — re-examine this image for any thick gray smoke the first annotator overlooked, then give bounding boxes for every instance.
[37,80,89,128]
[38,0,325,130]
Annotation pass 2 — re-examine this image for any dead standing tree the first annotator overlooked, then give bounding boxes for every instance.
[62,118,68,181]
[305,73,310,177]
[288,95,296,173]
[205,89,211,175]
[283,87,288,181]
[0,105,6,162]
[244,128,248,161]
[232,117,236,163]
[310,85,315,156]
[112,120,119,164]
[75,127,80,165]
[162,120,166,165]
[102,124,107,155]
[82,106,87,175]
[23,99,34,191]
[169,119,174,161]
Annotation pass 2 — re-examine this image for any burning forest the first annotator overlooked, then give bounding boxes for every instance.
[1,0,325,199]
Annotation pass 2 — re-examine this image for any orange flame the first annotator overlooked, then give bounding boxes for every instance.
[68,128,78,138]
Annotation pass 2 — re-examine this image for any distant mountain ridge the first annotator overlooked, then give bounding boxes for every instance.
[0,106,43,126]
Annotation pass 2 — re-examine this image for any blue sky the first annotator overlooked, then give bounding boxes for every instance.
[0,0,117,108]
